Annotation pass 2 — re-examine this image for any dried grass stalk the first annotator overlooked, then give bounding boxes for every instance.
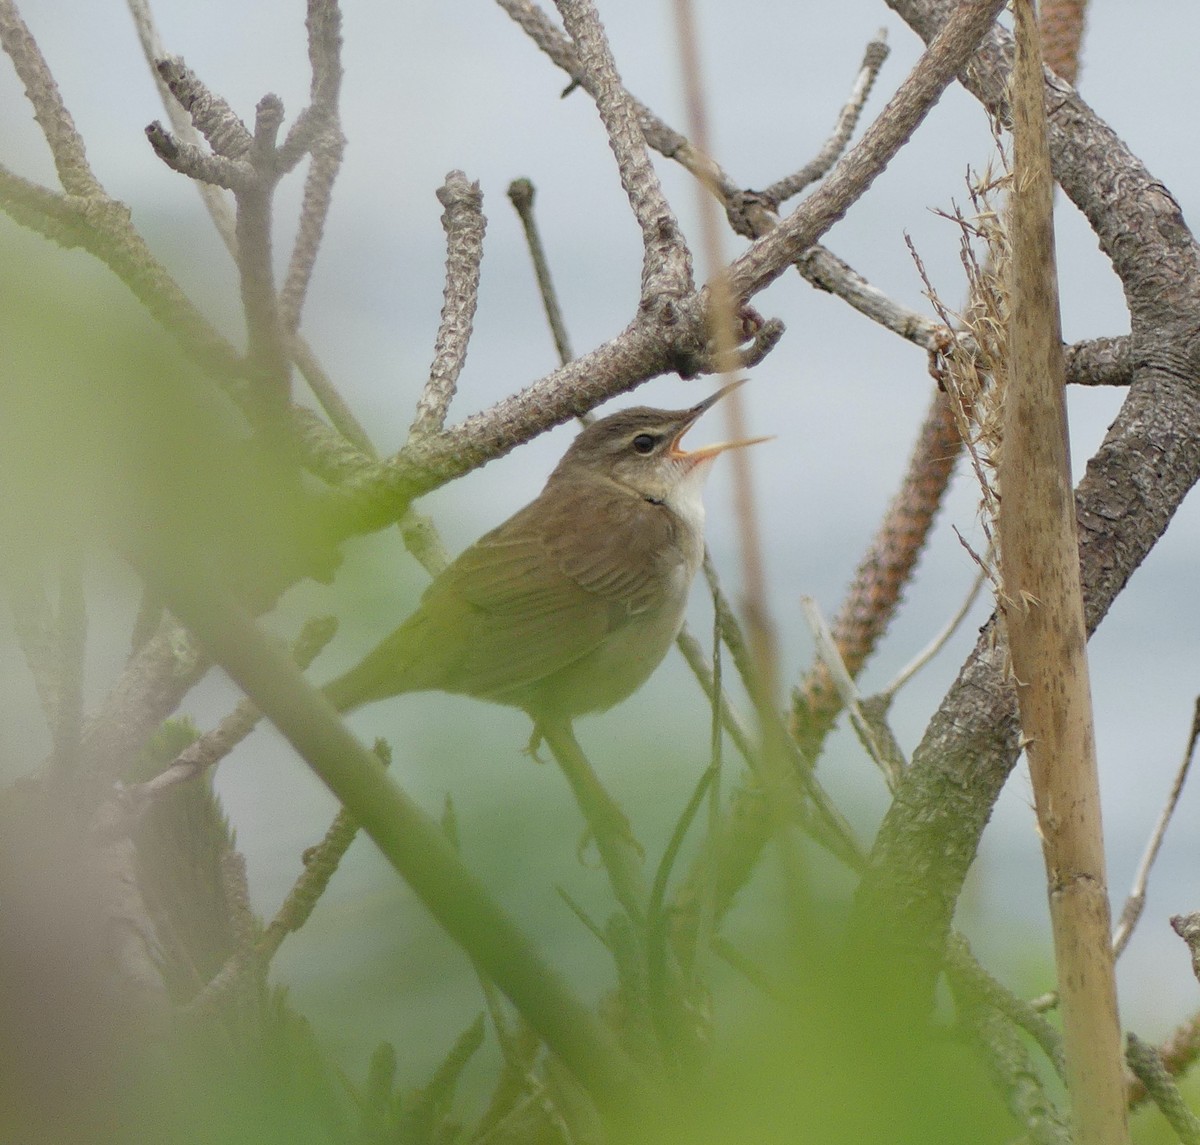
[997,4,1128,1143]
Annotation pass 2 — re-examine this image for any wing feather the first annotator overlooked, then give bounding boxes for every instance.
[407,479,687,701]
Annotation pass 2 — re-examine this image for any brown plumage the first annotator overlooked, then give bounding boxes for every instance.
[323,383,764,722]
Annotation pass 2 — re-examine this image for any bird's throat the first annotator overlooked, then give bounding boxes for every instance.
[660,457,713,537]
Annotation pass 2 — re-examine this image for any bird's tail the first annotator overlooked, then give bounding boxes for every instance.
[320,627,419,713]
[321,660,375,713]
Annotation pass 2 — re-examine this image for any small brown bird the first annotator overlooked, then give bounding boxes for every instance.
[324,382,763,723]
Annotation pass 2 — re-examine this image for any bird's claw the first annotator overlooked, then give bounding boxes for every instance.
[523,727,548,763]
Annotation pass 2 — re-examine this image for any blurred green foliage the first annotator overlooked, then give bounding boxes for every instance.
[0,235,340,608]
[0,236,1141,1145]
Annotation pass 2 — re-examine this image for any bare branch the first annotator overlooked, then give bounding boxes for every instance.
[1125,1034,1200,1145]
[496,0,739,201]
[134,7,375,454]
[235,93,290,407]
[946,932,1067,1081]
[0,38,390,701]
[116,616,338,814]
[409,171,486,441]
[287,332,376,454]
[1172,913,1200,989]
[850,0,1198,1048]
[389,316,682,481]
[1129,1015,1200,1112]
[80,615,207,785]
[727,0,1008,303]
[508,178,575,365]
[797,244,954,350]
[956,993,1071,1144]
[1064,335,1132,387]
[278,0,346,334]
[146,58,292,409]
[761,29,890,206]
[154,56,252,158]
[187,741,385,1016]
[126,0,238,250]
[144,121,257,192]
[0,0,100,196]
[498,0,937,363]
[554,0,692,302]
[0,164,246,384]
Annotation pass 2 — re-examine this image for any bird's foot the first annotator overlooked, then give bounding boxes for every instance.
[523,727,548,764]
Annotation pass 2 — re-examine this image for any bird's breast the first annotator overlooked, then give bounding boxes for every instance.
[535,519,701,718]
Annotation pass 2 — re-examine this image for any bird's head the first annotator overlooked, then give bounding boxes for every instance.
[550,380,769,508]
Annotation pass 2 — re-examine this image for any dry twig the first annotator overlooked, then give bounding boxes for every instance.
[1113,698,1200,960]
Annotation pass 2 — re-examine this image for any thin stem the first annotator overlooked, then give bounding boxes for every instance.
[882,569,987,699]
[508,178,575,366]
[801,596,904,790]
[648,765,716,939]
[673,0,778,703]
[694,604,724,981]
[136,537,647,1124]
[287,332,376,455]
[1112,697,1200,960]
[538,717,646,927]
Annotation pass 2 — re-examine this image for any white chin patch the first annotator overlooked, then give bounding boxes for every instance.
[665,457,715,533]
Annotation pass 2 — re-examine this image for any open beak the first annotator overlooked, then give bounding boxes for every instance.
[669,378,773,461]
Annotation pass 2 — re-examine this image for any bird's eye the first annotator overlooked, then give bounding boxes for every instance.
[632,433,657,454]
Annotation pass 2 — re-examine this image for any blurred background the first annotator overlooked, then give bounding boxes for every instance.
[0,0,1197,1101]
